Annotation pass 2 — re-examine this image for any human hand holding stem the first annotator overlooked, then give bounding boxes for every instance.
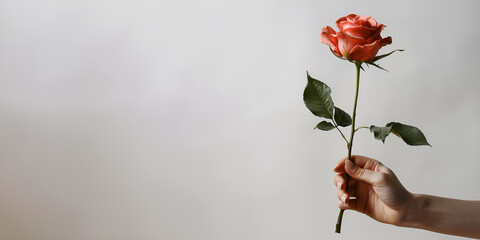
[334,155,480,239]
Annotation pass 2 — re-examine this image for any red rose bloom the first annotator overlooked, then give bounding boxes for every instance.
[320,14,392,62]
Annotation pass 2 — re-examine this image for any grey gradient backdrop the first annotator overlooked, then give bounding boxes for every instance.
[1,0,480,239]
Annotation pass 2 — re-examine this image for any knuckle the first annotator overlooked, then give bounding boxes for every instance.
[355,167,365,177]
[377,172,390,183]
[333,175,341,184]
[334,174,345,187]
[337,190,343,199]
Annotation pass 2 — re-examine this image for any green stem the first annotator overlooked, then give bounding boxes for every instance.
[335,62,362,233]
[348,63,361,159]
[355,126,369,132]
[332,120,349,147]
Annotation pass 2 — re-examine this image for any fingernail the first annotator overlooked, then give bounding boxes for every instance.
[337,181,342,189]
[345,159,355,171]
[341,195,347,203]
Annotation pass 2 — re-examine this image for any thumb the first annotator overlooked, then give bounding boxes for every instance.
[345,159,382,185]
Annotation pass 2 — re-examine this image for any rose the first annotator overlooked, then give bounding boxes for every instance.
[307,14,424,234]
[320,14,392,62]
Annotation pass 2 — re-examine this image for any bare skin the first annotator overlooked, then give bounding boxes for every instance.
[334,155,480,239]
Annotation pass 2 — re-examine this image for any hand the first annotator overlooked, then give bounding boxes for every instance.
[334,155,413,226]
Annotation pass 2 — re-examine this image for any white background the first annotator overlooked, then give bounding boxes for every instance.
[1,0,480,239]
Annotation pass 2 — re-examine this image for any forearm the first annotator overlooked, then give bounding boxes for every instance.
[403,194,480,239]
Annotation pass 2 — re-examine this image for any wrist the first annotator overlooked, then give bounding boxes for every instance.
[400,193,428,228]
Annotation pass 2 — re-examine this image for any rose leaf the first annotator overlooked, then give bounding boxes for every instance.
[386,122,431,146]
[369,125,392,143]
[315,121,335,131]
[334,107,352,127]
[370,122,431,146]
[303,72,335,119]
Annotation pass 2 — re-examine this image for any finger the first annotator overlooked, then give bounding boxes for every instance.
[338,200,352,210]
[334,173,347,190]
[334,155,385,172]
[345,159,384,185]
[337,189,349,203]
[334,172,357,196]
[346,179,357,195]
[350,155,389,172]
[333,157,348,173]
[339,197,358,210]
[337,188,357,203]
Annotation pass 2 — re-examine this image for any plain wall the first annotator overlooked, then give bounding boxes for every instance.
[1,0,480,239]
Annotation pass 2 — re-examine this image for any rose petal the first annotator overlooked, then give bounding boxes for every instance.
[366,24,386,43]
[320,26,340,53]
[335,14,356,31]
[337,14,383,40]
[380,36,392,45]
[356,15,378,27]
[335,15,348,24]
[349,37,391,62]
[330,47,343,58]
[346,14,358,23]
[337,21,354,32]
[342,25,377,39]
[336,32,367,58]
